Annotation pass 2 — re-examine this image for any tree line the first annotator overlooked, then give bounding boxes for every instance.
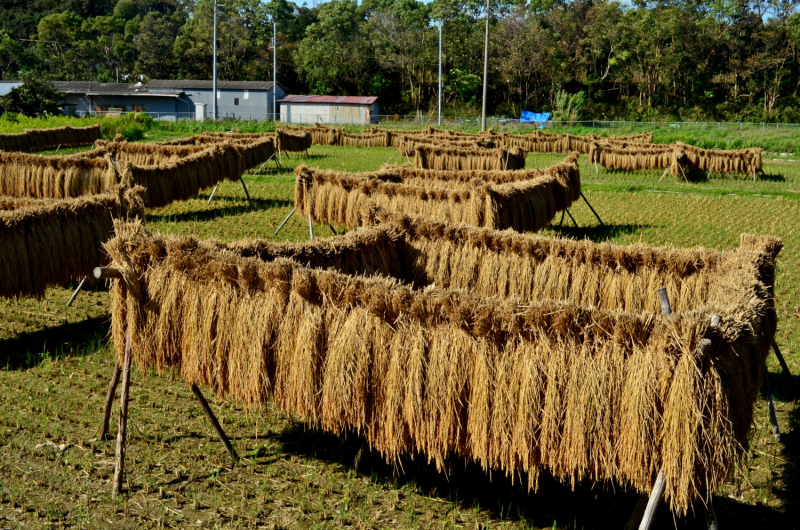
[2,0,800,121]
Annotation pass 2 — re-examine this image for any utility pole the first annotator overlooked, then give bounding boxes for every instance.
[438,22,442,126]
[480,0,489,131]
[273,22,277,121]
[213,2,224,120]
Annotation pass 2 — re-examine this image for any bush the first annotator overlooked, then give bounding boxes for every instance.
[120,125,144,141]
[101,113,154,139]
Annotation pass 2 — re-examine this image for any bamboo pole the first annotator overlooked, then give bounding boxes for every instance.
[112,328,132,499]
[191,384,239,463]
[65,276,88,308]
[274,207,296,236]
[240,177,251,204]
[308,212,314,240]
[98,363,122,440]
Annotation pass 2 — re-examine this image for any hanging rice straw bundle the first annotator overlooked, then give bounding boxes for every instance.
[294,153,578,231]
[413,144,526,170]
[0,123,103,152]
[277,127,313,152]
[105,215,780,516]
[0,186,144,298]
[677,142,762,176]
[589,142,685,176]
[0,151,121,198]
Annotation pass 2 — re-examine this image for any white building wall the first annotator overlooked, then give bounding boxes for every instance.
[281,103,378,124]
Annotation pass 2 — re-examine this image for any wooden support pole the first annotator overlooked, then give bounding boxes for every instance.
[239,177,251,204]
[98,363,122,440]
[308,212,314,240]
[772,340,797,399]
[558,209,565,227]
[274,207,296,236]
[191,384,239,463]
[94,267,123,280]
[624,496,649,530]
[329,224,337,236]
[66,276,88,308]
[765,373,781,442]
[112,330,132,499]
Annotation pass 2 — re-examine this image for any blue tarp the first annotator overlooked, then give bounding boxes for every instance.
[520,111,550,123]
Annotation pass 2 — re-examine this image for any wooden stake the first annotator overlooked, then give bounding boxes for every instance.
[329,224,337,236]
[112,330,132,499]
[191,384,239,463]
[624,495,649,530]
[98,363,122,441]
[94,267,123,280]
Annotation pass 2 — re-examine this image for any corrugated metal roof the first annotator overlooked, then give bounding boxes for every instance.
[147,79,281,90]
[277,95,378,105]
[51,82,181,96]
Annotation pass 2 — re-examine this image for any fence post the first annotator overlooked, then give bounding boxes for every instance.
[763,123,765,132]
[740,122,742,132]
[718,122,721,132]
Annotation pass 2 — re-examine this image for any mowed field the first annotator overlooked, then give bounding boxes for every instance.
[0,140,798,529]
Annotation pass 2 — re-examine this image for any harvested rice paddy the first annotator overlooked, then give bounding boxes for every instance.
[0,143,798,529]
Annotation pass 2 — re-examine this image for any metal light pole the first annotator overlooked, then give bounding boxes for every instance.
[438,22,442,126]
[480,0,489,131]
[213,2,224,120]
[273,22,277,121]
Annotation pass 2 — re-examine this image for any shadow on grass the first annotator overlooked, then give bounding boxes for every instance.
[546,221,646,241]
[706,171,786,182]
[274,422,790,529]
[148,198,293,223]
[0,316,109,370]
[772,364,799,524]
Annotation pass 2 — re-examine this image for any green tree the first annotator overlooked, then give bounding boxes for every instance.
[0,73,64,116]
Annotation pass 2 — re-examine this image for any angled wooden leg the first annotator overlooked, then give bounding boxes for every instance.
[274,207,296,236]
[239,177,251,204]
[772,341,797,399]
[112,330,132,499]
[98,363,122,440]
[765,373,781,442]
[191,384,239,463]
[624,495,649,530]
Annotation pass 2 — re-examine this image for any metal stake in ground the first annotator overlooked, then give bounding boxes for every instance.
[308,212,314,240]
[191,384,239,463]
[564,209,579,228]
[765,373,781,442]
[772,341,798,399]
[274,207,296,236]
[66,276,88,308]
[580,191,604,226]
[207,183,221,205]
[239,177,251,204]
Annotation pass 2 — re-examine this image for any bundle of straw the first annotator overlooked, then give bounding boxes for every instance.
[0,151,120,198]
[0,187,143,298]
[106,216,780,515]
[589,142,683,176]
[414,144,526,171]
[277,127,313,152]
[398,138,497,157]
[93,140,213,166]
[0,123,102,153]
[677,142,762,176]
[123,138,275,207]
[294,153,579,232]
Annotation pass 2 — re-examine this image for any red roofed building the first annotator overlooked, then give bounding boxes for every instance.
[277,95,379,125]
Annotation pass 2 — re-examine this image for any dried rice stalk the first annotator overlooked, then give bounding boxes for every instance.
[276,127,313,152]
[0,123,102,152]
[677,142,762,176]
[106,216,780,515]
[294,153,579,232]
[413,144,527,171]
[0,187,144,298]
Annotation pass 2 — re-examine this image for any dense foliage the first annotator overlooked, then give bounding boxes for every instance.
[2,0,800,120]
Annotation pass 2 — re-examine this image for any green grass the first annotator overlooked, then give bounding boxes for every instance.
[0,143,798,529]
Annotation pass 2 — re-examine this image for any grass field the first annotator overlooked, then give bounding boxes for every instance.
[0,141,798,529]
